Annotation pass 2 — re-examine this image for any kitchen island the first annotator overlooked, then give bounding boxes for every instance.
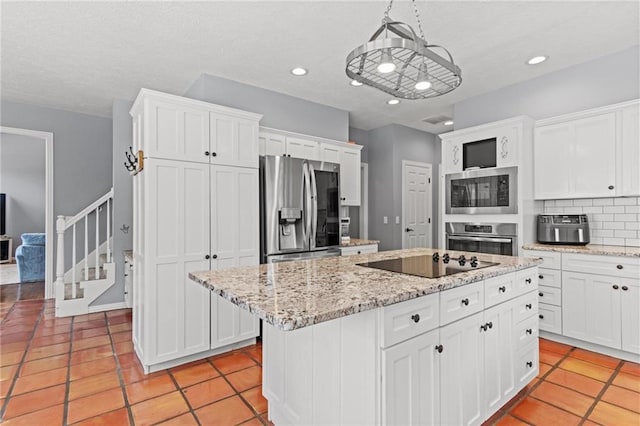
[190,248,542,426]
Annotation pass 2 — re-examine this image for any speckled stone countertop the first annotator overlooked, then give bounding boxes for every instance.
[189,248,542,331]
[123,250,133,263]
[523,243,640,258]
[340,238,380,247]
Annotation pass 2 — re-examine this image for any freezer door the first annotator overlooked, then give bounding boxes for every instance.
[263,156,308,256]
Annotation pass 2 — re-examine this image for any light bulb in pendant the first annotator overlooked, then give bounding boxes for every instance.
[415,62,432,91]
[377,49,396,74]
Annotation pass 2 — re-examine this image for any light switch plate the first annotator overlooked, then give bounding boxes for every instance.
[395,216,400,224]
[383,216,388,224]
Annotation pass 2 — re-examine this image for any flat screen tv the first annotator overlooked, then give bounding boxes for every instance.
[0,193,5,235]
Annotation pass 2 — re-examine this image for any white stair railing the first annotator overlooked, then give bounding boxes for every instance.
[55,188,114,299]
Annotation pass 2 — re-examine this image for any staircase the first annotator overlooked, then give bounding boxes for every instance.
[55,188,115,317]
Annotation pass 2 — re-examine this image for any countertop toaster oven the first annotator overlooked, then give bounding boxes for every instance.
[537,214,590,245]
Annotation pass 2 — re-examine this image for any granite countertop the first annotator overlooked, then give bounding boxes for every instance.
[523,243,640,258]
[340,238,380,247]
[189,248,542,331]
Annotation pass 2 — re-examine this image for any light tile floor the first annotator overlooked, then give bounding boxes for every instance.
[0,298,638,425]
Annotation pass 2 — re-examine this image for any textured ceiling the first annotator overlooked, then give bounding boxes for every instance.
[2,1,638,134]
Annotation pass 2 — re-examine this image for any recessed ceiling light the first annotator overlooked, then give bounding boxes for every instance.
[443,120,454,126]
[387,99,400,105]
[290,67,308,76]
[350,79,363,87]
[527,56,547,65]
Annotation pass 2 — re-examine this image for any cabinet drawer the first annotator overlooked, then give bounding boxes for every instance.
[538,285,561,307]
[381,293,439,348]
[485,273,517,308]
[514,292,538,324]
[523,250,562,270]
[440,281,484,326]
[538,304,562,334]
[340,244,378,256]
[537,268,561,289]
[563,253,640,279]
[515,341,538,386]
[515,268,539,295]
[514,315,538,351]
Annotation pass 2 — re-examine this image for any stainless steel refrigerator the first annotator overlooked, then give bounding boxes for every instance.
[260,155,341,263]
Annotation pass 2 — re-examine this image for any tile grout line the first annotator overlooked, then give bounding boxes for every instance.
[105,311,136,426]
[579,359,626,424]
[62,314,77,426]
[166,365,203,426]
[0,299,46,421]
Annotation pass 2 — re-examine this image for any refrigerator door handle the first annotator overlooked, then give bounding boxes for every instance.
[309,162,318,250]
[302,161,312,248]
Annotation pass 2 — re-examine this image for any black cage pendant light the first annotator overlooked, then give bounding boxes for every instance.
[346,0,462,99]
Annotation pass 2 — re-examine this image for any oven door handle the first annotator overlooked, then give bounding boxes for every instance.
[447,235,513,244]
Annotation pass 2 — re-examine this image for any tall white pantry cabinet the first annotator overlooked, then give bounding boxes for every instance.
[130,89,262,372]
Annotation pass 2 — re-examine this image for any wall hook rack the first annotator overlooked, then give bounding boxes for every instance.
[124,147,144,176]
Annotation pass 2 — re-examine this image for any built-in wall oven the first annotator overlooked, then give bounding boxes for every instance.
[446,223,517,256]
[445,166,517,214]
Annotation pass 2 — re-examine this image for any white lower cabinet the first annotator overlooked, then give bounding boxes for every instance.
[621,280,640,353]
[211,293,259,350]
[382,328,440,426]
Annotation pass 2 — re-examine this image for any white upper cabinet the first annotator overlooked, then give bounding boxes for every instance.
[286,137,321,161]
[259,132,286,157]
[442,138,463,174]
[340,146,362,206]
[320,143,341,164]
[495,127,518,168]
[147,99,210,163]
[534,100,640,199]
[210,114,259,169]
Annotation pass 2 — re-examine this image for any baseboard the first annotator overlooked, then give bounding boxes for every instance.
[540,331,640,363]
[88,301,129,314]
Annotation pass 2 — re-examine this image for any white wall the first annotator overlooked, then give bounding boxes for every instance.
[0,133,45,256]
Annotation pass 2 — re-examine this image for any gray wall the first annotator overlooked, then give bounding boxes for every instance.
[185,74,349,141]
[0,101,113,291]
[454,46,640,128]
[356,124,439,251]
[93,100,134,306]
[0,133,45,256]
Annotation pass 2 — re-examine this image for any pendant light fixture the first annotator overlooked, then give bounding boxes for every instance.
[346,0,461,100]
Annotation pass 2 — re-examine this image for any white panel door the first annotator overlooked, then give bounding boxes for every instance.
[382,328,440,426]
[621,104,640,196]
[210,113,259,168]
[562,271,622,349]
[403,162,432,249]
[483,299,517,415]
[534,123,572,199]
[259,132,286,156]
[620,278,640,353]
[286,137,320,161]
[340,146,361,206]
[572,113,616,197]
[146,159,210,364]
[440,312,484,426]
[147,100,209,163]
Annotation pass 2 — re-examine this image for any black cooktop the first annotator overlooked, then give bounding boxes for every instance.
[357,252,498,279]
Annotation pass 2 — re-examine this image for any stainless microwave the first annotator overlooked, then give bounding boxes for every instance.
[445,167,518,214]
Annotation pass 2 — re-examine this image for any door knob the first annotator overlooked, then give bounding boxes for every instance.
[622,286,629,291]
[204,151,210,156]
[405,228,414,232]
[435,344,443,353]
[211,152,217,157]
[205,255,210,260]
[411,314,420,323]
[212,254,218,259]
[461,298,469,306]
[608,185,614,190]
[498,286,506,293]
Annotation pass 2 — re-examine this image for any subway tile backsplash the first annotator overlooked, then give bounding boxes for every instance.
[543,197,640,247]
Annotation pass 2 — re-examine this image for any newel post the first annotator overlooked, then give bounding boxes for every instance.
[55,215,66,299]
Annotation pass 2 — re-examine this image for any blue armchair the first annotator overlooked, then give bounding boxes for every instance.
[16,233,46,282]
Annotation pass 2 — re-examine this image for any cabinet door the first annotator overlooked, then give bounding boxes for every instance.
[495,127,518,168]
[562,271,621,349]
[483,299,517,415]
[442,138,463,174]
[211,293,259,349]
[620,104,640,196]
[621,278,640,353]
[440,312,484,426]
[340,146,361,206]
[286,137,320,161]
[382,329,440,426]
[145,159,211,364]
[210,114,259,168]
[320,143,341,163]
[572,113,616,197]
[259,132,286,157]
[147,100,210,163]
[534,123,572,199]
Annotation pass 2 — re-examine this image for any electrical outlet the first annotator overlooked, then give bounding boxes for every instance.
[395,216,400,224]
[383,216,388,224]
